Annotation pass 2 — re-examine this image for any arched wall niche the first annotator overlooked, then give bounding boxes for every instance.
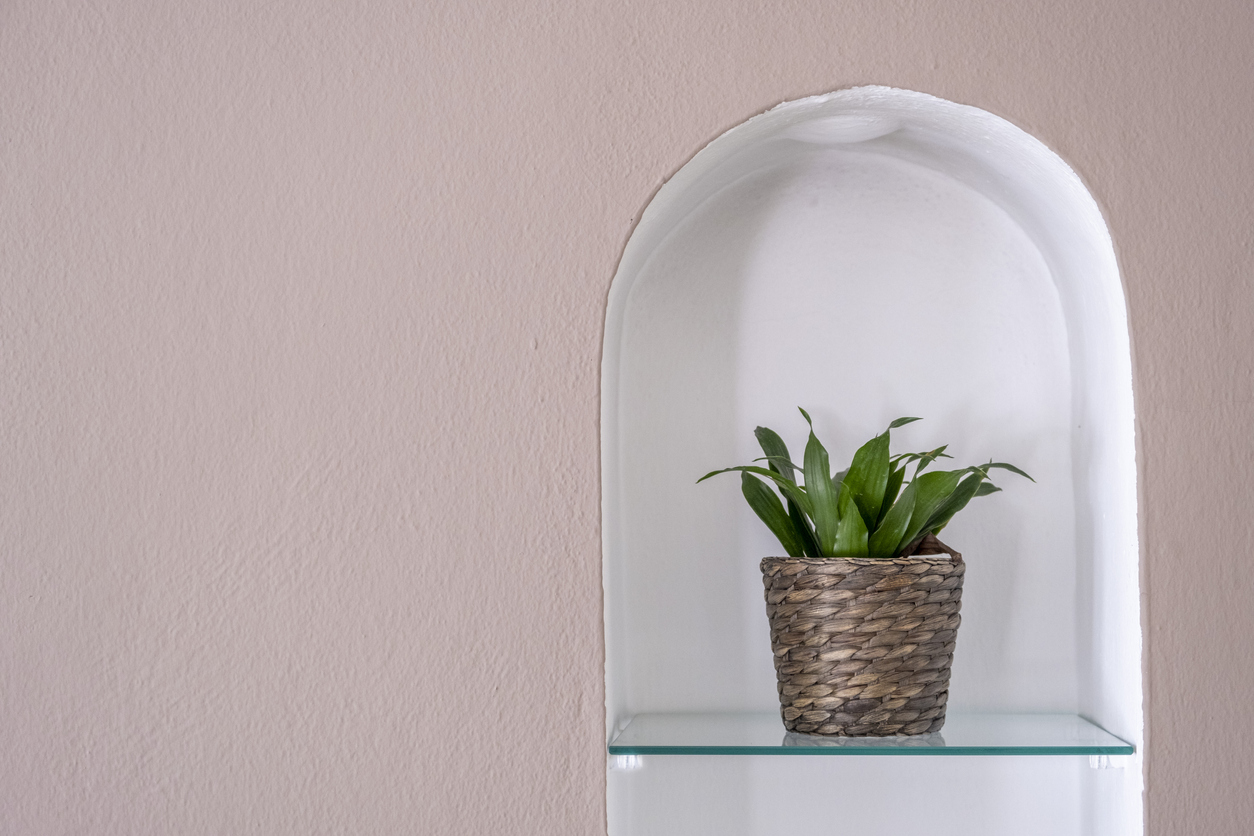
[602,87,1141,836]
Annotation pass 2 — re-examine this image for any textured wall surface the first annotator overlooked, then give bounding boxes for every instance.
[2,1,1251,833]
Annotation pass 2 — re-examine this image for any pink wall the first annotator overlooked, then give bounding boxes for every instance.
[2,1,1251,833]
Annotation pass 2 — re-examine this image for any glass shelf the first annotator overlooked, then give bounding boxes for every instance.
[608,712,1134,756]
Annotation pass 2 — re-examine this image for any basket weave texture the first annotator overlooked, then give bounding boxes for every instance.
[760,554,965,736]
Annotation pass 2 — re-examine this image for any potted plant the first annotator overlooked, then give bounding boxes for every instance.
[699,410,1031,736]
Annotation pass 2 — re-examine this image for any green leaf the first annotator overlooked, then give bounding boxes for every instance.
[752,427,818,553]
[697,464,775,484]
[753,455,801,473]
[896,469,965,555]
[699,414,1032,560]
[741,472,806,557]
[921,471,988,537]
[868,480,916,557]
[931,476,1003,536]
[753,426,797,482]
[789,500,821,557]
[696,465,814,518]
[979,461,1035,482]
[803,425,841,555]
[833,488,869,556]
[913,445,950,475]
[876,464,906,529]
[895,447,952,471]
[841,431,891,529]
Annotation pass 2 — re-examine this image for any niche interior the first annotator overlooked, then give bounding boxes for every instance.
[601,87,1141,836]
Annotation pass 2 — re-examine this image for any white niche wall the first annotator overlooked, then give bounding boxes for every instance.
[602,87,1141,836]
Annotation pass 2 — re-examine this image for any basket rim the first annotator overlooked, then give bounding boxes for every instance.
[759,554,960,568]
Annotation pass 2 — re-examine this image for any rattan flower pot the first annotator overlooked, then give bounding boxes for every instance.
[760,546,965,736]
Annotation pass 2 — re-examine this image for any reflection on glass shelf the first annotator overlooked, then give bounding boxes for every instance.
[608,712,1134,756]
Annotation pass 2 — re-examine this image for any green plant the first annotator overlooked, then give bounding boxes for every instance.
[697,410,1032,559]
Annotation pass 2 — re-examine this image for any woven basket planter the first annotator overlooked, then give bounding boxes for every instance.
[760,551,965,736]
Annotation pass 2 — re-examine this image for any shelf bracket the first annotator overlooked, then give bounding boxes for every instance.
[1089,754,1128,770]
[608,754,644,771]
